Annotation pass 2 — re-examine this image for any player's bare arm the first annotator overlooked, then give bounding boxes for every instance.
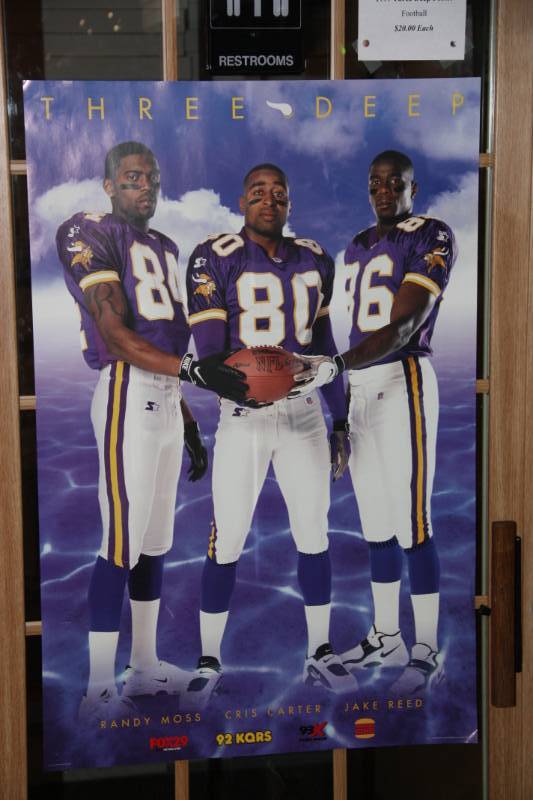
[343,281,435,371]
[290,282,435,395]
[85,280,247,400]
[84,280,182,377]
[311,313,351,481]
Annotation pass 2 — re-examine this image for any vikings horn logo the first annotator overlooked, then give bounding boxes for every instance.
[192,273,216,300]
[67,240,94,270]
[423,247,448,274]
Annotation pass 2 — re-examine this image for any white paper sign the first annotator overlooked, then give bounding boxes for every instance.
[358,0,466,61]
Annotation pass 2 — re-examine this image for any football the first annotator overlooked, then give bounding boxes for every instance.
[225,346,307,403]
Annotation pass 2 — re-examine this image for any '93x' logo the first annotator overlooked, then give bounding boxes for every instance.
[299,722,328,741]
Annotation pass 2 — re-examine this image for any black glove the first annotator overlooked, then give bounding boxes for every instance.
[184,421,208,482]
[330,419,350,482]
[179,352,248,402]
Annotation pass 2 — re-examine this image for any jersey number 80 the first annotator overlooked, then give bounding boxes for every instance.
[211,233,326,348]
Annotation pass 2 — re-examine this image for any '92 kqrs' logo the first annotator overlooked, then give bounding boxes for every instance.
[216,730,272,746]
[149,735,189,751]
[299,722,328,742]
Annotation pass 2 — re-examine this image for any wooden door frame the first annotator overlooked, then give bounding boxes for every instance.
[488,0,533,798]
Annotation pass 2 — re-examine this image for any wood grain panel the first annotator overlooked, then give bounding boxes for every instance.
[162,0,178,81]
[333,749,347,800]
[520,68,533,799]
[19,396,36,411]
[480,153,495,169]
[24,621,42,637]
[330,0,345,80]
[0,3,28,797]
[488,0,533,796]
[10,160,26,175]
[174,760,189,800]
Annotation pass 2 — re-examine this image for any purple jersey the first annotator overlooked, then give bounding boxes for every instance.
[345,215,457,364]
[56,212,190,370]
[186,230,334,354]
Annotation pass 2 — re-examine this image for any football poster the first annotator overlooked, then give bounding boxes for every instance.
[23,78,480,769]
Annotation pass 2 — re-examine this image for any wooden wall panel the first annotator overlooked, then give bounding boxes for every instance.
[488,0,533,797]
[0,4,28,799]
[330,0,345,80]
[520,81,533,799]
[163,0,178,81]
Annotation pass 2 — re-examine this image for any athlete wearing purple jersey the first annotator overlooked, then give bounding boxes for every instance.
[56,141,246,723]
[184,164,357,704]
[291,151,457,693]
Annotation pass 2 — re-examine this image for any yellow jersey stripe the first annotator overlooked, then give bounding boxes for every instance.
[79,270,121,292]
[408,357,426,545]
[109,361,124,567]
[208,522,217,560]
[403,273,441,298]
[189,309,228,325]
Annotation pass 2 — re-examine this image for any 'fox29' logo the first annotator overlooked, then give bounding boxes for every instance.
[149,735,189,751]
[211,0,301,28]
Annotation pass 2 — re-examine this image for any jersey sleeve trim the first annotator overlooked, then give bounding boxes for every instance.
[316,306,330,318]
[79,270,121,292]
[403,273,441,298]
[189,308,228,326]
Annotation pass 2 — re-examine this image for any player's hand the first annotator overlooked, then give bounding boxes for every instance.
[330,421,350,481]
[287,354,345,399]
[179,352,248,403]
[184,421,208,482]
[238,398,273,409]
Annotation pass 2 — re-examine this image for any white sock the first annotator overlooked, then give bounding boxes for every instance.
[371,580,401,634]
[200,610,229,663]
[304,603,331,657]
[129,598,160,669]
[411,592,439,651]
[87,631,119,697]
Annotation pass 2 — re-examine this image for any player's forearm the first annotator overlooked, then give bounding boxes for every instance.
[341,312,422,371]
[104,325,181,377]
[85,281,182,376]
[180,397,195,424]
[320,378,348,422]
[311,314,338,358]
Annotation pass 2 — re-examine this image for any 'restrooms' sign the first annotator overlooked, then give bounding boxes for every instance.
[209,0,303,74]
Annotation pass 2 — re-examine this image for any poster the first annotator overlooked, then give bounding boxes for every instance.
[24,78,480,769]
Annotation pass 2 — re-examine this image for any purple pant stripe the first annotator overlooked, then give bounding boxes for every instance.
[402,358,430,547]
[116,363,131,567]
[104,362,117,563]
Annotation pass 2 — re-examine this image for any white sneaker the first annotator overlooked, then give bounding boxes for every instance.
[122,660,191,697]
[303,643,359,692]
[389,643,444,694]
[341,626,409,671]
[79,688,137,725]
[185,656,222,708]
